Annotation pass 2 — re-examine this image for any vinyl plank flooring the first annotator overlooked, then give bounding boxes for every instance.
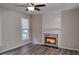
[1,44,79,55]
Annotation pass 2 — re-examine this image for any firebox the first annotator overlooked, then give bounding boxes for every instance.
[45,37,56,44]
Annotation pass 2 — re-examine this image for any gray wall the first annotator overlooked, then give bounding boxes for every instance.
[61,9,79,51]
[31,14,42,44]
[0,8,31,53]
[0,9,2,47]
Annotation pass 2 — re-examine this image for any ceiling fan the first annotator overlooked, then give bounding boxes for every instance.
[16,3,46,11]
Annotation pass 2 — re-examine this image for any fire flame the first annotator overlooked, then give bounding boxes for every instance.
[47,38,56,44]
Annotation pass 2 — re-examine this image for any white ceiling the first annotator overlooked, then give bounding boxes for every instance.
[0,3,79,14]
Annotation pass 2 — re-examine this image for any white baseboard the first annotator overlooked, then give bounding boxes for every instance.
[58,46,79,51]
[32,42,44,45]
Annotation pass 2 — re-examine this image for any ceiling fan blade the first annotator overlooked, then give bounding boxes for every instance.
[31,3,34,6]
[35,4,45,7]
[35,8,40,11]
[25,9,28,11]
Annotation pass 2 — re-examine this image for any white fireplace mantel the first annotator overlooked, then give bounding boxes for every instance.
[42,28,61,47]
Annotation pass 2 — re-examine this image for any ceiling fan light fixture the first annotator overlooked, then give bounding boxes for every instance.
[27,7,34,11]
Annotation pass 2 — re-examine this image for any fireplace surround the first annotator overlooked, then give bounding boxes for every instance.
[44,33,58,47]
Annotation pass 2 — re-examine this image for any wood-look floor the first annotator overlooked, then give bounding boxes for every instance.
[1,44,79,55]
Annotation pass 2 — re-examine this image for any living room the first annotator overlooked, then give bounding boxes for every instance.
[0,3,79,55]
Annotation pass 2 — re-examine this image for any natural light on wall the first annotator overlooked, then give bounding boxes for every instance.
[21,18,29,40]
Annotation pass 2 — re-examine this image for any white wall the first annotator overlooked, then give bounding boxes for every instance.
[61,9,79,51]
[31,14,42,44]
[0,8,31,53]
[42,12,61,45]
[43,12,61,33]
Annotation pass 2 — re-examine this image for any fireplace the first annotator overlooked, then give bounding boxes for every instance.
[44,33,58,47]
[45,37,56,44]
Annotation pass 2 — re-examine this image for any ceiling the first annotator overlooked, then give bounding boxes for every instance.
[0,3,79,14]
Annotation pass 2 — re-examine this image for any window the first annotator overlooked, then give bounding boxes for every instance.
[21,18,29,40]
